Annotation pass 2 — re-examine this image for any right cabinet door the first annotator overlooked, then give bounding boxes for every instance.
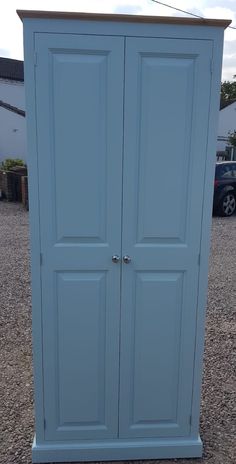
[119,37,213,438]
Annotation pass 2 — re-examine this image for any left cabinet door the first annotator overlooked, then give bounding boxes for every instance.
[34,33,125,441]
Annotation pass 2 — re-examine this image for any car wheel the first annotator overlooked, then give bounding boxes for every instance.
[219,192,236,216]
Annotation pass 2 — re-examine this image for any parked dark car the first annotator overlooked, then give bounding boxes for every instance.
[213,161,236,216]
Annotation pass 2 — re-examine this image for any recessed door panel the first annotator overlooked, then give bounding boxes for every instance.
[35,33,125,440]
[136,55,194,244]
[131,272,183,426]
[57,272,107,429]
[52,52,109,243]
[119,37,212,438]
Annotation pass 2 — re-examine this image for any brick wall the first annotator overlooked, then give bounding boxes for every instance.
[21,176,28,210]
[0,168,28,202]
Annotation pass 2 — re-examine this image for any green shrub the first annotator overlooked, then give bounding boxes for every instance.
[228,130,236,148]
[1,158,26,171]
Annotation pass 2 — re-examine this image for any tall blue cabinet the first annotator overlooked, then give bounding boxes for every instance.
[18,10,230,463]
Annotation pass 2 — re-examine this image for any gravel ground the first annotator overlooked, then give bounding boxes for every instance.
[0,201,235,464]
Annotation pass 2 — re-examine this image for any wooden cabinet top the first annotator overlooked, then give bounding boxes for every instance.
[17,10,231,29]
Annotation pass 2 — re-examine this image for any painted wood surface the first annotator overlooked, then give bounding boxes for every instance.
[119,37,212,438]
[21,12,225,462]
[34,33,125,440]
[17,9,231,28]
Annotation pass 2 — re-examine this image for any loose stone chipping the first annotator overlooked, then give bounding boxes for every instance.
[0,202,235,464]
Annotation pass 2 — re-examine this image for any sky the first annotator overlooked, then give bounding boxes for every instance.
[1,0,236,81]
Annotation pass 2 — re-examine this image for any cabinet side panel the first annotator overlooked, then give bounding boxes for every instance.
[22,21,45,441]
[190,30,224,436]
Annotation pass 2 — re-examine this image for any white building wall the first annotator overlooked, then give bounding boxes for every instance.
[0,78,26,162]
[0,107,27,162]
[217,102,236,152]
[0,78,25,109]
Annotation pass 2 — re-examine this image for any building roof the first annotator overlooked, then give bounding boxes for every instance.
[17,10,231,29]
[220,99,236,110]
[0,57,24,82]
[0,100,25,117]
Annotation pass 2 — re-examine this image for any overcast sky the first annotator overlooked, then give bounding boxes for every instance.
[1,0,236,81]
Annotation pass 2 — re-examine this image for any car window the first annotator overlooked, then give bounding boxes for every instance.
[222,169,233,178]
[217,164,235,179]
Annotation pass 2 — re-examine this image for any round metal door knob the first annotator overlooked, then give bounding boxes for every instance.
[123,255,131,264]
[112,255,120,263]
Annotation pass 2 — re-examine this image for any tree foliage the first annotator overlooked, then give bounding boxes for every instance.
[220,75,236,148]
[228,131,236,147]
[1,158,25,171]
[221,79,236,102]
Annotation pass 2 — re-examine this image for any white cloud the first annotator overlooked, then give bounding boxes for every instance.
[1,0,236,80]
[203,6,234,18]
[114,5,143,14]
